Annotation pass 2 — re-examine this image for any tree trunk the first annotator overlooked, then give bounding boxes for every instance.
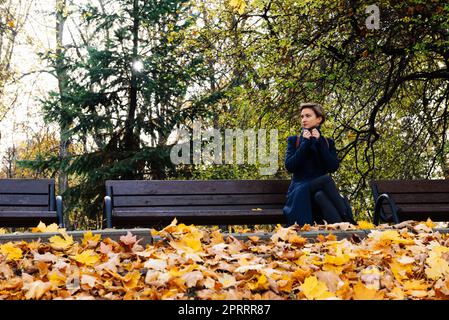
[56,0,70,226]
[123,0,140,179]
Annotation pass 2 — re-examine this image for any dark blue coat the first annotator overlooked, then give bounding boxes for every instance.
[283,131,339,225]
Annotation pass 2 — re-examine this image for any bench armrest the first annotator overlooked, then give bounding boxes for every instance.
[374,193,400,225]
[104,196,112,229]
[56,195,64,228]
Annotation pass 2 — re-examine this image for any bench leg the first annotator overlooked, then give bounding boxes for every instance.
[56,196,64,228]
[374,193,400,225]
[104,196,112,229]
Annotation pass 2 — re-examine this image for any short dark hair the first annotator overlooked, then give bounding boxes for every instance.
[300,102,326,125]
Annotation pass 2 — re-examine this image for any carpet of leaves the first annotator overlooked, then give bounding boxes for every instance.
[1,219,449,300]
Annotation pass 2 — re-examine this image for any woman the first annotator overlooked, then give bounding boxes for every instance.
[283,103,354,226]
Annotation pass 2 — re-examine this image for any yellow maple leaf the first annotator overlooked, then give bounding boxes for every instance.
[161,218,178,233]
[81,231,101,246]
[379,230,414,245]
[32,221,60,233]
[424,245,449,280]
[352,282,384,300]
[7,20,15,28]
[357,220,374,229]
[210,229,224,244]
[324,254,351,266]
[425,256,449,280]
[403,279,427,291]
[425,218,435,228]
[122,270,141,290]
[390,261,413,282]
[387,287,405,300]
[0,242,23,260]
[300,276,335,300]
[170,233,203,252]
[49,233,74,250]
[73,249,100,266]
[47,271,66,287]
[248,274,269,291]
[277,274,294,292]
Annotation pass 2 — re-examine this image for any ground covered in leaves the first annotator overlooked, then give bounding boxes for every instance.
[1,220,449,300]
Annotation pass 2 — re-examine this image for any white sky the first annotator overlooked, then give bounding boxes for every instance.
[0,0,58,157]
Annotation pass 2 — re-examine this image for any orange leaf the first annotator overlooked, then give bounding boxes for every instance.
[352,282,384,300]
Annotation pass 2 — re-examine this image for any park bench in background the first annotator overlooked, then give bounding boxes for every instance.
[371,179,449,225]
[0,179,63,228]
[103,180,291,228]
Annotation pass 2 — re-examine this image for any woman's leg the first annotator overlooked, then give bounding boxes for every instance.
[309,175,350,220]
[313,190,342,223]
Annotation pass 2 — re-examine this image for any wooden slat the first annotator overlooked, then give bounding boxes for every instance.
[0,206,50,211]
[0,179,53,194]
[398,212,449,222]
[0,210,57,228]
[112,208,286,227]
[0,194,49,206]
[107,180,291,195]
[0,211,56,218]
[383,193,449,204]
[113,204,283,211]
[375,179,449,193]
[112,193,286,207]
[114,208,284,217]
[381,204,449,216]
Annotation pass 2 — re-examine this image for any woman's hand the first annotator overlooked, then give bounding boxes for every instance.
[311,129,320,139]
[302,130,312,140]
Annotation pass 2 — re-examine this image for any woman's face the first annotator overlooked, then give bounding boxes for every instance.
[300,108,322,129]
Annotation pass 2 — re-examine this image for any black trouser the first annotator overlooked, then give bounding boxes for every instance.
[309,175,354,224]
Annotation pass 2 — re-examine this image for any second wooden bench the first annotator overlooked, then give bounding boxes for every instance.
[103,180,291,228]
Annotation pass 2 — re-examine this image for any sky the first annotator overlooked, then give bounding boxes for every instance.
[0,0,58,157]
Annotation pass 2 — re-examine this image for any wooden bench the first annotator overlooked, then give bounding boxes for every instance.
[103,180,291,228]
[371,179,449,225]
[0,179,63,228]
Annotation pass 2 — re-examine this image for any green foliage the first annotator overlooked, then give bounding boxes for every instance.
[21,0,210,229]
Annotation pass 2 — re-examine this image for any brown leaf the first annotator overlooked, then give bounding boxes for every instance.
[120,232,137,246]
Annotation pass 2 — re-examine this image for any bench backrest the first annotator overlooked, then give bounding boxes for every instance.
[371,179,449,221]
[0,179,56,227]
[106,179,290,226]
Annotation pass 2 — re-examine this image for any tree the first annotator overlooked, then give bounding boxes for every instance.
[24,0,208,228]
[184,0,449,218]
[0,0,34,119]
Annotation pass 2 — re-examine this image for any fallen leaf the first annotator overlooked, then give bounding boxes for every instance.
[181,271,203,288]
[32,221,60,233]
[49,233,74,250]
[81,275,98,288]
[353,282,384,300]
[217,273,237,289]
[122,270,141,290]
[0,242,23,261]
[120,232,137,246]
[24,280,52,300]
[73,250,100,266]
[300,276,334,300]
[81,231,101,247]
[144,259,167,271]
